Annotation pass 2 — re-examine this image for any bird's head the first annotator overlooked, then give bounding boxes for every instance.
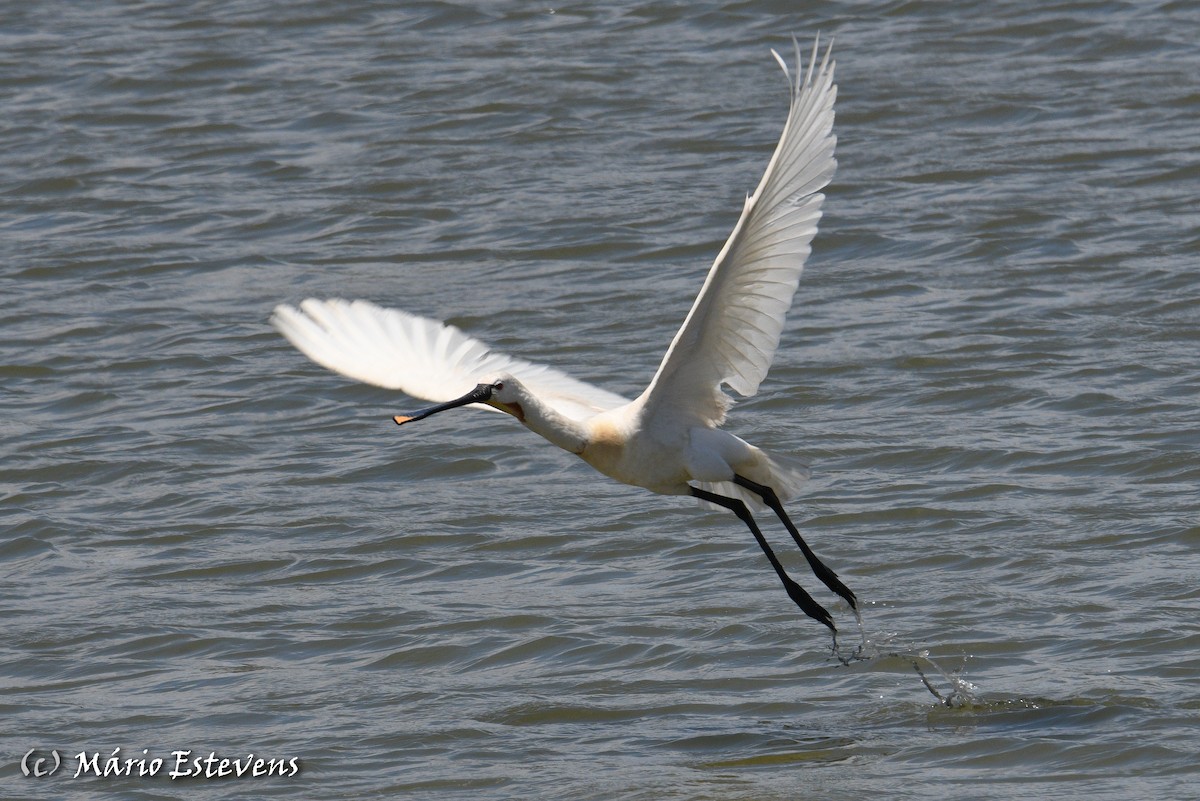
[393,373,526,426]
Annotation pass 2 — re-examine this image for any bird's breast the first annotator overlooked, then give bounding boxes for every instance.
[579,418,625,463]
[579,417,689,495]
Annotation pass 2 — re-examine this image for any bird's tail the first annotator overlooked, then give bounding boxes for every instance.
[694,449,811,511]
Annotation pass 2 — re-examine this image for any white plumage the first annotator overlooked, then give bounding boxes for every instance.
[271,298,629,422]
[272,39,856,632]
[641,42,836,430]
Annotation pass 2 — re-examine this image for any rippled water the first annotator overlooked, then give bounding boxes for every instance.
[4,1,1198,799]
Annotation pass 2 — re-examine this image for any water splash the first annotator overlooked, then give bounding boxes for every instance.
[829,609,979,708]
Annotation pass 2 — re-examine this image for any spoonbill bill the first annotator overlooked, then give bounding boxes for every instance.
[272,39,856,632]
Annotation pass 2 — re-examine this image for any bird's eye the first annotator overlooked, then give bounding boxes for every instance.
[493,381,504,391]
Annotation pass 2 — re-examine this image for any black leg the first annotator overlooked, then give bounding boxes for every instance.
[690,486,835,632]
[733,475,857,610]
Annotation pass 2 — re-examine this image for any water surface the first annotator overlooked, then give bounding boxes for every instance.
[3,1,1198,799]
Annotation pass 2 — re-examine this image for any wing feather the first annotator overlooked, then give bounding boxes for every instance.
[272,298,628,422]
[638,39,837,428]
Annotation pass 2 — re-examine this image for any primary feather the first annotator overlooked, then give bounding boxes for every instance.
[638,38,837,428]
[271,299,629,422]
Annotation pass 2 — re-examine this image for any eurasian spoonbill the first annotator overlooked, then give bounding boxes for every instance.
[272,39,856,632]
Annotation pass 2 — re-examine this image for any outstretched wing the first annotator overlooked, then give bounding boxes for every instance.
[637,39,837,428]
[271,298,629,422]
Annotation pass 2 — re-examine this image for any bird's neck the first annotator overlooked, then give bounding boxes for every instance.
[517,396,588,455]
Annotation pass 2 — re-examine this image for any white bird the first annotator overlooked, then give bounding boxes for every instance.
[272,39,855,632]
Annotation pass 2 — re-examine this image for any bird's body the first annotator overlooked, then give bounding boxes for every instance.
[576,400,807,503]
[273,39,856,632]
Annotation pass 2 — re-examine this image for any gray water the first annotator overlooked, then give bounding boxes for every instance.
[3,1,1198,799]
